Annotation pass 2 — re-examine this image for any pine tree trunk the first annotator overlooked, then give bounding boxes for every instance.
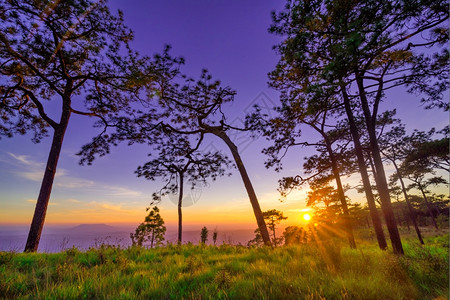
[178,172,184,245]
[393,163,424,244]
[341,90,388,250]
[213,130,272,247]
[323,136,357,249]
[24,112,70,252]
[366,134,404,254]
[356,79,404,255]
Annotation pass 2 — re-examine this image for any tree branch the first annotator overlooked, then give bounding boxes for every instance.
[18,87,58,129]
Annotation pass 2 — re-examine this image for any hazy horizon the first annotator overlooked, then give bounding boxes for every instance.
[0,222,284,252]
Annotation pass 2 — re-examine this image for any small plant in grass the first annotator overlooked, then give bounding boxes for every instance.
[183,256,204,275]
[65,246,79,257]
[214,268,232,288]
[0,251,15,264]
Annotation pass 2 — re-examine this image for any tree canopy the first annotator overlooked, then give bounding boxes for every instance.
[268,0,449,254]
[0,0,153,252]
[130,206,166,248]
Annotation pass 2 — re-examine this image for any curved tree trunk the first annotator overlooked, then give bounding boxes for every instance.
[341,90,387,250]
[212,130,272,247]
[178,172,184,245]
[24,112,71,252]
[392,162,424,244]
[323,137,357,249]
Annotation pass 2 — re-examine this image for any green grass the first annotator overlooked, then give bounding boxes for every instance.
[0,234,448,299]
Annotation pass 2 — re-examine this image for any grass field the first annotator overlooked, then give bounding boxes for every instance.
[0,232,448,299]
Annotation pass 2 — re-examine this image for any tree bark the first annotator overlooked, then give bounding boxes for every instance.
[178,172,184,245]
[392,162,424,244]
[323,136,357,249]
[341,89,388,250]
[212,130,272,247]
[24,112,71,252]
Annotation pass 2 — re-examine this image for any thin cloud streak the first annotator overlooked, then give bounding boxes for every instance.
[26,199,57,206]
[7,153,44,169]
[6,151,145,200]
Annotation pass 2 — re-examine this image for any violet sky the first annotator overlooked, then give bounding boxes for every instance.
[0,1,447,230]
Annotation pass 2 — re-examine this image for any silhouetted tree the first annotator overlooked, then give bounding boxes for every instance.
[0,0,151,252]
[283,226,306,245]
[389,185,411,231]
[263,209,287,246]
[269,0,448,253]
[403,167,447,230]
[78,68,273,247]
[200,226,208,244]
[381,124,425,244]
[404,127,450,172]
[130,206,166,248]
[149,70,273,246]
[306,185,346,227]
[212,228,218,246]
[135,133,230,245]
[386,125,448,231]
[348,203,371,229]
[249,96,357,248]
[247,228,264,247]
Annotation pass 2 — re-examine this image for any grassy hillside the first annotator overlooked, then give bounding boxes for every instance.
[0,234,448,299]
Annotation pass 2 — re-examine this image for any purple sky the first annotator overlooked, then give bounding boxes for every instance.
[0,1,447,230]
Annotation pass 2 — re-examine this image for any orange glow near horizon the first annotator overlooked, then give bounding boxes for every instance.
[0,202,259,230]
[0,192,316,229]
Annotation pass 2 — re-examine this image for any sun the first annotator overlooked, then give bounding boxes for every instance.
[303,213,311,222]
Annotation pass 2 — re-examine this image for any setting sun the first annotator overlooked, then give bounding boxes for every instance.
[303,213,311,222]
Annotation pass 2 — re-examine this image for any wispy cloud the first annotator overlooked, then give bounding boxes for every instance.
[6,152,144,199]
[7,153,44,169]
[106,186,144,198]
[66,199,81,203]
[54,176,95,189]
[80,201,141,215]
[17,170,44,182]
[8,153,94,189]
[26,199,57,206]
